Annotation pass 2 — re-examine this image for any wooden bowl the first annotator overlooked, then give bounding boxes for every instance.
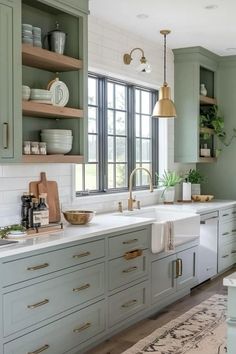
[63,210,95,225]
[191,195,214,202]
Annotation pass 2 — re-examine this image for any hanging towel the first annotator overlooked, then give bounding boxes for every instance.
[151,221,166,253]
[164,220,175,252]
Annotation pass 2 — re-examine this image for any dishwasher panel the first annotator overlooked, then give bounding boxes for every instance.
[198,211,218,284]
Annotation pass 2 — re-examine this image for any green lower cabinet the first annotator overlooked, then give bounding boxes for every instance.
[0,0,21,161]
[4,300,105,354]
[151,246,198,304]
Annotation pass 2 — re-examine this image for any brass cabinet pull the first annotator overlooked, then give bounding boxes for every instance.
[27,263,49,271]
[222,254,229,258]
[73,283,90,292]
[223,213,229,217]
[73,322,91,333]
[28,344,50,354]
[27,299,49,309]
[121,299,138,308]
[231,250,236,254]
[122,238,138,245]
[232,211,236,214]
[176,258,182,278]
[3,122,8,149]
[222,232,230,236]
[123,249,142,260]
[73,251,90,259]
[232,229,236,233]
[122,266,137,273]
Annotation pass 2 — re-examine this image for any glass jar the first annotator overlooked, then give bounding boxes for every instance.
[39,142,47,155]
[31,141,40,155]
[23,141,31,155]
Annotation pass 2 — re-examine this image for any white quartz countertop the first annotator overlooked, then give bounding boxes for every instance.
[0,214,155,259]
[153,199,236,214]
[223,272,236,287]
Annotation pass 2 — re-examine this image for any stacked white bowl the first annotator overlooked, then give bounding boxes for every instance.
[30,89,52,104]
[41,129,73,154]
[32,26,42,48]
[22,24,33,45]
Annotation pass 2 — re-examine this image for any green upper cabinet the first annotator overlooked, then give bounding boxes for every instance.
[0,0,21,161]
[173,47,218,163]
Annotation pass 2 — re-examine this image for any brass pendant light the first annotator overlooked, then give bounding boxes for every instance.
[152,30,177,118]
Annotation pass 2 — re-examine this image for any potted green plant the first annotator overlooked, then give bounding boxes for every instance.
[156,170,182,203]
[186,169,206,195]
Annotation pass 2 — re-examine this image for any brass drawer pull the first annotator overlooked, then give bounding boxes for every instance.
[122,266,138,273]
[175,258,183,278]
[28,344,50,354]
[73,322,91,333]
[27,263,49,271]
[73,283,90,292]
[232,229,236,233]
[231,250,236,254]
[124,249,143,260]
[222,232,230,236]
[222,254,229,258]
[121,299,138,308]
[223,213,229,217]
[73,251,90,259]
[122,238,138,245]
[232,211,236,214]
[27,299,49,309]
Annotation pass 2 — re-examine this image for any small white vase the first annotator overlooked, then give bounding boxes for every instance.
[163,186,175,203]
[182,182,192,201]
[200,83,207,96]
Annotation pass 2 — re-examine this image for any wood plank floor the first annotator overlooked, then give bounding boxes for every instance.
[86,267,235,354]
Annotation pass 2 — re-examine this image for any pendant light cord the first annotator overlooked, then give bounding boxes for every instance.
[164,33,167,85]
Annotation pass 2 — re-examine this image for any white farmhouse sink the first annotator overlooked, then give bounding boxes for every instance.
[121,207,200,253]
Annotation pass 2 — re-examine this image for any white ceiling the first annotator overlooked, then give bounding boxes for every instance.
[89,0,236,56]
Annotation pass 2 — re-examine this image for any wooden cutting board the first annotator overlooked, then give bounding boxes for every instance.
[29,172,61,223]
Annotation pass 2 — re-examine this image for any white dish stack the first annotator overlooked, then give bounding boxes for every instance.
[22,24,42,47]
[30,89,52,104]
[41,129,73,154]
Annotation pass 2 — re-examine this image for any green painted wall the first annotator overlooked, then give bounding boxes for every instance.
[199,57,236,199]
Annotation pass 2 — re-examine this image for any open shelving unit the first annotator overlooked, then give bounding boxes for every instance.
[21,0,87,163]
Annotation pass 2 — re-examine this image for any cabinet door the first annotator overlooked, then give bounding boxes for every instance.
[151,254,176,304]
[0,0,21,161]
[176,247,197,290]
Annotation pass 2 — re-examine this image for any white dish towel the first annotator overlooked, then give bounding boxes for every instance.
[151,221,175,253]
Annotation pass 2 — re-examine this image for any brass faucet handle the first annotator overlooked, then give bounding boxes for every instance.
[137,201,141,209]
[118,201,123,213]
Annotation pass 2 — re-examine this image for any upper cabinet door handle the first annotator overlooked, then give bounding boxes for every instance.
[3,122,8,149]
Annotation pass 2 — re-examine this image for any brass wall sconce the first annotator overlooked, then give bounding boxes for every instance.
[123,47,151,73]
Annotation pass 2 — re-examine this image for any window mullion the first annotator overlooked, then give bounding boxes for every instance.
[98,77,106,191]
[151,91,159,185]
[127,85,135,186]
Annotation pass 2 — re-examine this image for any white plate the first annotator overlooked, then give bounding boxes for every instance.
[47,78,69,107]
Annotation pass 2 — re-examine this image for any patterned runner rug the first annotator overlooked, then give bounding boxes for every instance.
[122,294,227,354]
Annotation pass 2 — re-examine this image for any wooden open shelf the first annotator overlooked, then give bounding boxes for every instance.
[22,155,84,164]
[200,95,217,105]
[200,127,215,135]
[198,157,217,163]
[22,101,83,119]
[22,44,83,72]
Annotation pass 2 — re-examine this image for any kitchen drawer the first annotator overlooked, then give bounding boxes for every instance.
[108,250,148,290]
[2,239,105,286]
[108,228,149,259]
[4,300,105,354]
[108,281,148,327]
[219,207,236,222]
[3,263,105,336]
[219,221,236,245]
[218,244,233,272]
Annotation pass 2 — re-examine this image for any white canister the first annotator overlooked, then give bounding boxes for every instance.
[200,83,207,96]
[182,182,192,201]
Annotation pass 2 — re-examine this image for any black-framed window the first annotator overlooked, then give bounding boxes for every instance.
[75,73,158,195]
